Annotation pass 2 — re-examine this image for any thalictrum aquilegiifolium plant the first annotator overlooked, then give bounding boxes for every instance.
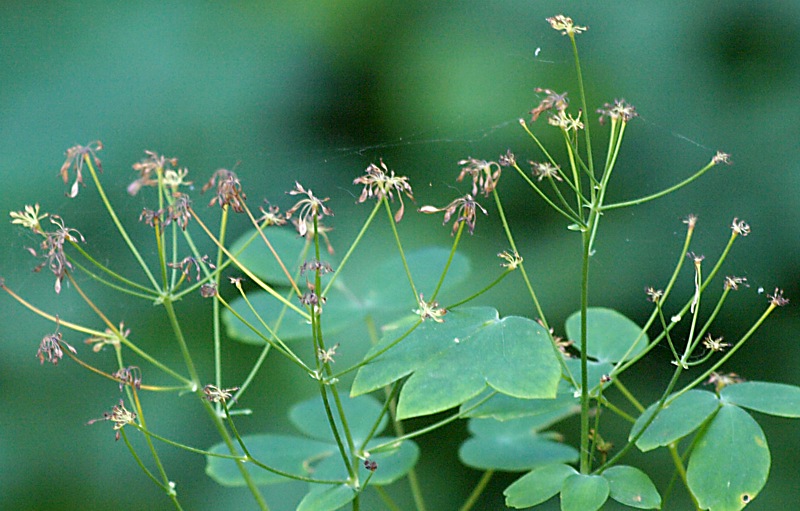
[5,14,799,511]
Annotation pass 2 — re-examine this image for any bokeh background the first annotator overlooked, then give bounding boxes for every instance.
[2,1,799,510]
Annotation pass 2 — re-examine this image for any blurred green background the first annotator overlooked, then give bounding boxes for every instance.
[2,1,799,510]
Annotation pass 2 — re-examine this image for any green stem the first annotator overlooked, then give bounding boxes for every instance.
[322,199,382,297]
[458,470,494,511]
[601,160,716,211]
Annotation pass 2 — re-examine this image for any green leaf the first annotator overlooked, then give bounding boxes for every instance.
[602,465,661,509]
[229,227,311,287]
[631,390,719,452]
[461,390,578,422]
[297,484,355,511]
[352,307,561,419]
[223,247,470,344]
[687,404,770,511]
[504,464,576,508]
[289,394,387,442]
[206,395,418,487]
[565,308,648,363]
[721,381,800,418]
[206,434,335,486]
[561,473,609,511]
[459,416,578,471]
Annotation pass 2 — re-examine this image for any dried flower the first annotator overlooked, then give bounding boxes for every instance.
[353,160,415,221]
[711,151,732,165]
[112,366,142,391]
[202,169,246,212]
[285,182,333,237]
[256,203,287,226]
[200,283,217,298]
[84,323,128,353]
[87,400,137,441]
[683,214,698,231]
[548,110,584,132]
[456,157,502,197]
[318,343,340,364]
[767,288,789,307]
[597,99,638,125]
[28,215,85,293]
[300,259,333,276]
[167,255,215,282]
[414,294,447,323]
[60,141,103,198]
[724,276,747,291]
[530,161,563,181]
[36,323,76,365]
[364,460,378,472]
[128,150,179,196]
[530,88,569,122]
[731,217,750,237]
[419,195,487,235]
[706,371,744,393]
[546,15,587,36]
[645,287,664,303]
[203,384,239,403]
[498,250,523,270]
[498,150,516,167]
[702,334,730,352]
[10,204,49,234]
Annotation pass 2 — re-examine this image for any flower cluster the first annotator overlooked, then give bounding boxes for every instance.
[354,160,414,221]
[202,169,246,212]
[59,141,103,198]
[456,157,502,197]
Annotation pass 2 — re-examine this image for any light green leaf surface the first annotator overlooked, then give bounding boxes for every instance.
[504,463,576,508]
[560,473,609,511]
[721,381,800,418]
[206,395,418,487]
[223,247,469,343]
[459,416,578,471]
[565,307,648,362]
[602,465,661,509]
[631,389,719,451]
[352,307,561,419]
[296,484,355,511]
[230,227,312,287]
[687,404,770,511]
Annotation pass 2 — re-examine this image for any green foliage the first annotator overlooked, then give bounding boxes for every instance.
[4,12,799,511]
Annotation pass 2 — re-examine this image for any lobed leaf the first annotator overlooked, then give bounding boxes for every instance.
[352,307,561,419]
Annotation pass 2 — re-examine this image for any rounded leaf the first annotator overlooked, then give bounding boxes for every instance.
[631,390,719,451]
[561,473,610,511]
[565,308,648,362]
[297,484,355,511]
[686,404,770,511]
[602,465,661,509]
[721,382,800,418]
[504,464,576,508]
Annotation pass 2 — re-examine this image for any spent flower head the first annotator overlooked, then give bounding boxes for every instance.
[706,371,744,393]
[702,334,730,352]
[202,169,246,213]
[457,157,502,197]
[37,323,76,365]
[286,182,333,237]
[530,161,563,181]
[60,141,103,198]
[712,151,732,165]
[112,366,143,391]
[256,203,287,226]
[597,99,638,125]
[530,88,569,122]
[414,294,447,323]
[87,400,137,441]
[731,217,750,237]
[128,150,180,196]
[498,150,516,167]
[548,110,584,132]
[354,160,414,221]
[419,194,488,235]
[645,287,664,303]
[724,276,748,291]
[10,204,49,234]
[28,215,85,293]
[767,288,789,307]
[498,250,523,270]
[203,384,239,403]
[546,14,587,36]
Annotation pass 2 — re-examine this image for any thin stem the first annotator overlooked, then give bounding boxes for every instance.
[83,154,162,292]
[322,199,382,297]
[458,470,494,511]
[384,198,419,301]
